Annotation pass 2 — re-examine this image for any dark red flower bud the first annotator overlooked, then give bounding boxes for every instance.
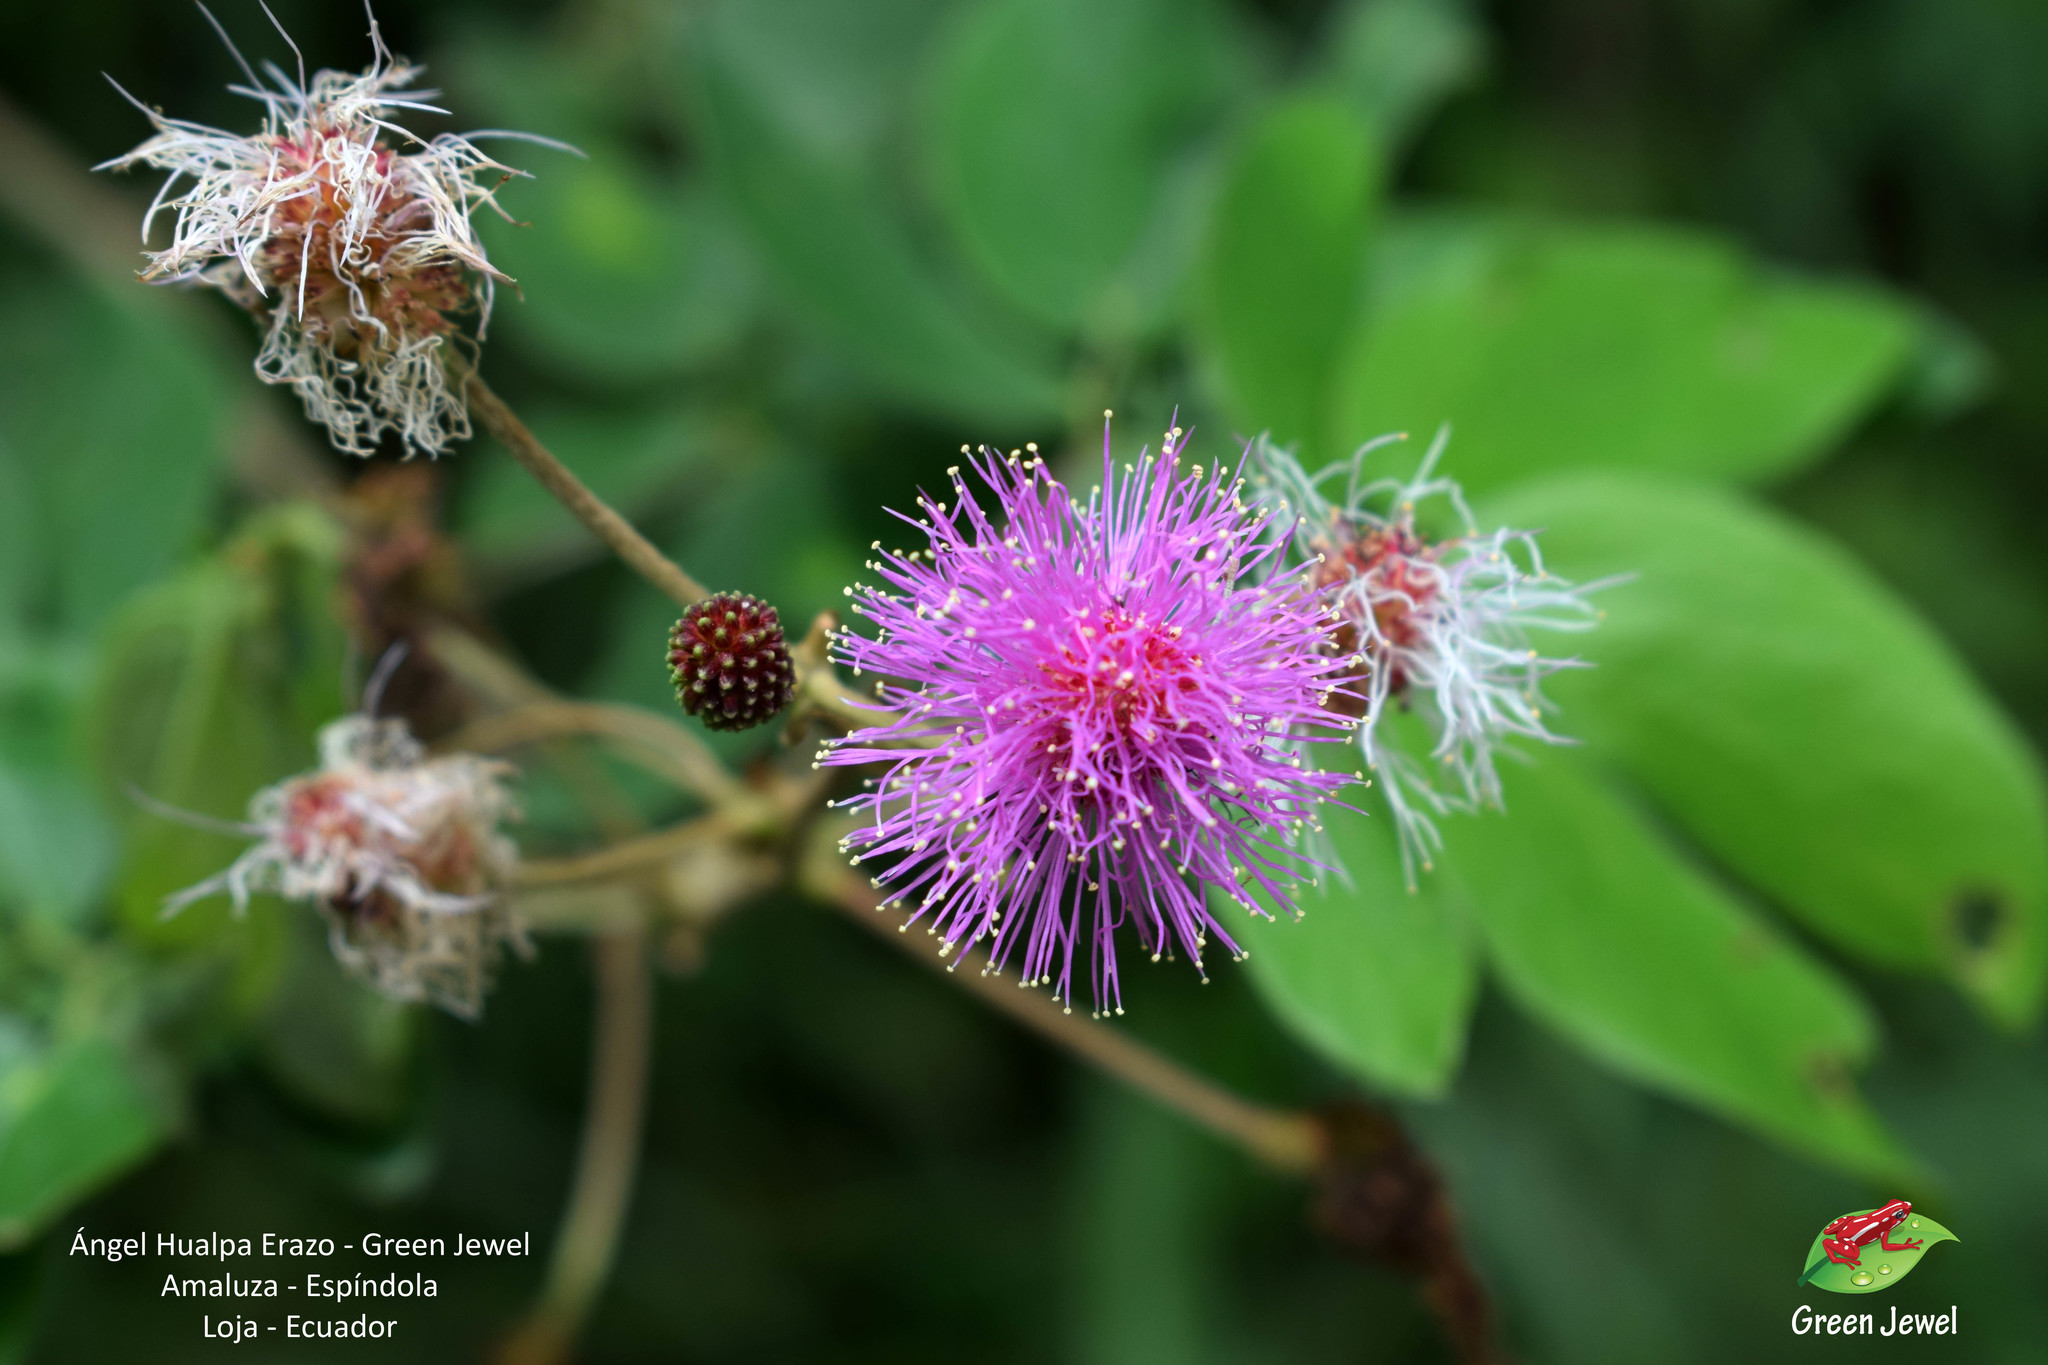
[667,592,796,732]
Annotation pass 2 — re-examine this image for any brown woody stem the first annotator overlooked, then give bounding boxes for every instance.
[465,373,710,608]
[517,816,730,887]
[808,859,1321,1174]
[423,628,660,1365]
[804,842,1503,1364]
[439,699,748,813]
[462,387,882,741]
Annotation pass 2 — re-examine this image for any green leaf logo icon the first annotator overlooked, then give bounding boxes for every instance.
[1797,1210,1958,1294]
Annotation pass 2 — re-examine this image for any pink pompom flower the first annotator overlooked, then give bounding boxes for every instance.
[824,422,1359,1013]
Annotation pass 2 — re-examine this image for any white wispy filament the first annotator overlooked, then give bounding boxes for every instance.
[99,8,543,456]
[165,715,525,1019]
[1256,431,1605,882]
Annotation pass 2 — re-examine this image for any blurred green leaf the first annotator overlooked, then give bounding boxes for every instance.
[483,161,761,384]
[0,773,111,932]
[0,1249,35,1365]
[455,402,737,586]
[927,0,1238,336]
[0,272,227,633]
[1071,1080,1229,1365]
[1893,305,1997,423]
[0,440,29,632]
[1232,793,1477,1098]
[1783,454,2048,712]
[1797,1211,1958,1294]
[0,1035,164,1250]
[0,644,112,927]
[88,507,347,994]
[254,915,418,1131]
[1318,0,1485,149]
[1198,95,1381,459]
[694,5,1066,422]
[445,0,769,382]
[1447,749,1907,1177]
[1489,474,2048,1026]
[1332,215,1918,493]
[701,0,962,163]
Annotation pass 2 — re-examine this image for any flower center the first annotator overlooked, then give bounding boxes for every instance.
[1036,603,1201,743]
[1312,520,1442,699]
[257,130,470,352]
[282,774,369,858]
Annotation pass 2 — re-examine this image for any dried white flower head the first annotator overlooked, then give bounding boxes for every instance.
[166,714,525,1019]
[1255,431,1604,882]
[99,9,541,457]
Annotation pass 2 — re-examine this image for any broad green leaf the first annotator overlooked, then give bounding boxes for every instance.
[1232,792,1477,1098]
[0,1036,165,1250]
[88,507,347,999]
[1318,0,1485,150]
[1331,215,1917,493]
[0,272,228,632]
[927,0,1238,335]
[1198,96,1381,460]
[1488,474,2048,1025]
[694,5,1065,423]
[1448,749,1908,1177]
[1798,1211,1958,1294]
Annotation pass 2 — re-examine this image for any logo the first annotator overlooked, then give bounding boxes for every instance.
[1796,1200,1957,1293]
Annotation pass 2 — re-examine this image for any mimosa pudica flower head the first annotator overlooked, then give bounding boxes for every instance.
[823,419,1361,1014]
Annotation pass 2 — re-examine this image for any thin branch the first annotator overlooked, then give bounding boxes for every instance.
[426,626,666,1365]
[440,699,748,813]
[787,610,892,737]
[518,816,728,886]
[805,856,1322,1175]
[496,930,653,1365]
[459,383,882,743]
[804,845,1504,1364]
[464,372,710,608]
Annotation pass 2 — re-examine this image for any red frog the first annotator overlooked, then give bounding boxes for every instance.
[1820,1200,1923,1268]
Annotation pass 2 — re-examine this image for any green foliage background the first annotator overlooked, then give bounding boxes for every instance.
[1,0,2045,1359]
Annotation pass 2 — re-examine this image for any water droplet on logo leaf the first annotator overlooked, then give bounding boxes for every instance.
[1878,1264,1891,1275]
[1910,1218,1921,1229]
[1852,1271,1874,1286]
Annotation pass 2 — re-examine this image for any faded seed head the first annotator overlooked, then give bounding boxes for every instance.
[164,715,526,1019]
[100,11,544,458]
[1308,519,1440,708]
[1253,431,1604,882]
